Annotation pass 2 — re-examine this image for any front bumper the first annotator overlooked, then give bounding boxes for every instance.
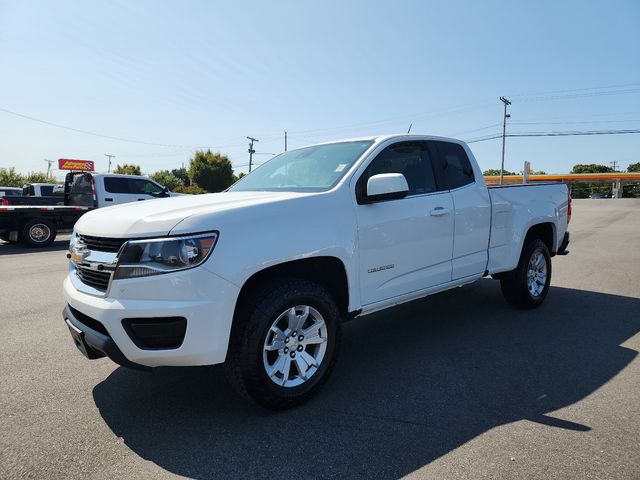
[64,304,150,370]
[62,266,241,368]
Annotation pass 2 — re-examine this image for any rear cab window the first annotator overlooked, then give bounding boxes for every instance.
[67,173,95,207]
[432,141,475,190]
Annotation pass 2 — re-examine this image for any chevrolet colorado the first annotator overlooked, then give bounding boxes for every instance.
[62,134,570,409]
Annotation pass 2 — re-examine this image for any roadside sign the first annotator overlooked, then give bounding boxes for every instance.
[58,159,95,171]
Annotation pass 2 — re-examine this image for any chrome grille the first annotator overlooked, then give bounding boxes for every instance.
[78,234,128,253]
[76,265,112,291]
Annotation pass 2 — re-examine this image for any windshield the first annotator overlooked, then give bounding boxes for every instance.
[229,140,374,192]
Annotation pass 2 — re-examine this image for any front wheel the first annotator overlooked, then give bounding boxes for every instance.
[226,278,341,410]
[500,239,552,309]
[0,232,18,244]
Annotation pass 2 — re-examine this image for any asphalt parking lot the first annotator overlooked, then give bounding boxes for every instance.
[1,199,639,479]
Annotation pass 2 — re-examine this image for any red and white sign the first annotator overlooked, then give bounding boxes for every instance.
[58,159,95,171]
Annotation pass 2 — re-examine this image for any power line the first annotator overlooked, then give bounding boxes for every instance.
[509,81,640,98]
[0,106,246,150]
[466,129,640,143]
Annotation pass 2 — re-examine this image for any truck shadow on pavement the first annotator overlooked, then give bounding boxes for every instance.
[0,238,70,255]
[93,280,640,479]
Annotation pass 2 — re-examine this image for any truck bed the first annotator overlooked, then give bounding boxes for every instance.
[487,182,570,274]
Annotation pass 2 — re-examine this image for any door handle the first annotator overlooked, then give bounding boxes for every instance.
[430,207,450,216]
[138,198,145,201]
[105,198,113,202]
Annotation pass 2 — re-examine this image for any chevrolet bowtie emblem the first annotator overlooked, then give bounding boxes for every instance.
[70,245,89,265]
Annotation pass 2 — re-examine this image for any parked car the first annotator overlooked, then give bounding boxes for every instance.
[22,183,65,197]
[0,187,22,198]
[2,182,67,206]
[62,134,571,409]
[0,173,180,246]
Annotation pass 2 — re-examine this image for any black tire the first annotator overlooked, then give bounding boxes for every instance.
[0,232,18,244]
[226,278,341,410]
[500,238,552,309]
[20,219,57,247]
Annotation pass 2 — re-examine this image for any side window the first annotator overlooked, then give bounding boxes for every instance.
[41,186,54,196]
[357,141,439,199]
[131,179,164,197]
[434,141,474,189]
[104,177,131,194]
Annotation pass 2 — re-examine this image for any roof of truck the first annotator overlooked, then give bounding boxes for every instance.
[307,133,466,147]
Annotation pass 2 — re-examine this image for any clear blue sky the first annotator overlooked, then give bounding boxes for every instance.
[1,0,639,178]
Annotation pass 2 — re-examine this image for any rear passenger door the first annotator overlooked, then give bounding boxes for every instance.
[102,177,138,206]
[355,140,455,305]
[431,141,491,280]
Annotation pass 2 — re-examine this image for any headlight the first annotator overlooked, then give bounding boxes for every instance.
[114,232,218,280]
[69,230,78,251]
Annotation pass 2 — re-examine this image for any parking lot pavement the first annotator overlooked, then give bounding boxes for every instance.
[1,200,639,479]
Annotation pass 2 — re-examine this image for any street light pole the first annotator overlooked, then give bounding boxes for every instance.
[105,154,116,173]
[499,96,511,185]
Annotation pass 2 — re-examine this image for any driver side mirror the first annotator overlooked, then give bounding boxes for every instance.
[363,173,409,204]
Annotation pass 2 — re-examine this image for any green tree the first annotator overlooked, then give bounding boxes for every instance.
[483,168,516,176]
[188,149,234,192]
[171,167,190,185]
[149,170,184,191]
[571,164,614,174]
[0,167,25,187]
[570,164,614,198]
[113,164,142,175]
[624,162,640,198]
[173,184,208,195]
[232,171,246,183]
[25,172,51,183]
[530,170,547,175]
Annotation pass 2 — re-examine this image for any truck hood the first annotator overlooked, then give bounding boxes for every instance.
[74,191,310,238]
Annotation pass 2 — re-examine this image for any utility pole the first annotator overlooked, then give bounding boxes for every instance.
[44,159,54,178]
[247,136,259,172]
[284,130,288,152]
[105,154,116,173]
[499,96,511,185]
[610,160,618,172]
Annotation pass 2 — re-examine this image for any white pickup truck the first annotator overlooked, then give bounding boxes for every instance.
[63,134,570,409]
[1,173,179,246]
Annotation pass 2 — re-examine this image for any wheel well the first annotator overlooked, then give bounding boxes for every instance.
[235,257,350,316]
[524,222,555,254]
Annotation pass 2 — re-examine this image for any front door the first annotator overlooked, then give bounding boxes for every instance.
[355,141,454,306]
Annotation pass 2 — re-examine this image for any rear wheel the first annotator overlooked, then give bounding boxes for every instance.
[500,238,551,309]
[226,278,341,410]
[20,219,57,247]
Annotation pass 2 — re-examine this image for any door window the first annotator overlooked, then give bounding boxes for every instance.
[131,179,164,197]
[357,141,439,199]
[104,177,131,194]
[433,141,475,189]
